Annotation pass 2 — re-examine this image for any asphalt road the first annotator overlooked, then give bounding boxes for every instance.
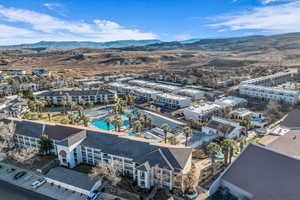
[0,179,56,200]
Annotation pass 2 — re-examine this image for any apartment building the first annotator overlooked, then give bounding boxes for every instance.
[214,96,248,110]
[155,93,191,109]
[239,69,300,104]
[173,88,204,100]
[128,80,180,93]
[239,84,300,104]
[183,102,222,122]
[36,89,117,105]
[109,82,162,101]
[2,119,192,190]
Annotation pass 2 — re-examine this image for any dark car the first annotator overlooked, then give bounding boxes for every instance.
[14,171,26,180]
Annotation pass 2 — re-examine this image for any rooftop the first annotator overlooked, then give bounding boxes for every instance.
[281,110,300,129]
[46,167,98,191]
[1,118,192,171]
[267,130,300,157]
[185,102,220,114]
[219,143,300,200]
[156,93,191,101]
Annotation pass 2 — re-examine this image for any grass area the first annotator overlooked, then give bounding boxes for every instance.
[72,164,93,174]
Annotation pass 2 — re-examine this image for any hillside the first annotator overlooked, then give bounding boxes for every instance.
[1,33,300,77]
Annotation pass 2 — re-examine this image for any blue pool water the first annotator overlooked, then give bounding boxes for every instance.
[128,132,137,136]
[91,111,135,131]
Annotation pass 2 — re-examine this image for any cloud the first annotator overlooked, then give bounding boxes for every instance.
[0,5,157,45]
[261,0,292,4]
[210,0,300,33]
[43,2,63,10]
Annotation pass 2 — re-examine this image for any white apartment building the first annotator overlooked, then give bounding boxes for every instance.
[155,93,191,109]
[239,84,300,104]
[109,82,162,101]
[2,119,192,191]
[239,69,300,104]
[202,116,245,139]
[36,89,117,105]
[173,88,204,100]
[128,80,180,93]
[214,96,247,109]
[184,102,222,122]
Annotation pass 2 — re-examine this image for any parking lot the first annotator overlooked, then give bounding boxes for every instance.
[0,162,127,200]
[0,163,85,200]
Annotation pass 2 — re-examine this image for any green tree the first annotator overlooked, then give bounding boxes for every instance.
[136,111,142,120]
[161,123,170,144]
[112,115,122,132]
[207,142,221,175]
[127,113,133,128]
[183,126,192,147]
[81,115,91,127]
[39,134,53,155]
[133,120,142,132]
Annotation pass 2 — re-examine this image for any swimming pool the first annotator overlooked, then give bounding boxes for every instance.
[128,132,137,136]
[91,111,135,131]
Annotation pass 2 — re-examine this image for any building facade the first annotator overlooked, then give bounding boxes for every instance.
[3,119,192,190]
[36,89,117,105]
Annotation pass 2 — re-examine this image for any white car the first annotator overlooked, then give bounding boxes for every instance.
[31,178,46,189]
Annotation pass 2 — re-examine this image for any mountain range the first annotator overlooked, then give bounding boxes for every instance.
[0,39,200,49]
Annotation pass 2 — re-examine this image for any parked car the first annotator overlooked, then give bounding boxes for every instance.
[6,168,16,173]
[31,178,46,189]
[13,171,26,180]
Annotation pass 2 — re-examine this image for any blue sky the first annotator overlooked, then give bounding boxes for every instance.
[0,0,299,45]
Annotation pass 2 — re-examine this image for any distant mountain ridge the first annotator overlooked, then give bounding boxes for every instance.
[0,40,163,49]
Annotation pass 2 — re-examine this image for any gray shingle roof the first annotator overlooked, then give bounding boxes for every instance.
[0,119,192,171]
[281,109,300,129]
[219,143,300,200]
[46,167,98,191]
[267,130,300,157]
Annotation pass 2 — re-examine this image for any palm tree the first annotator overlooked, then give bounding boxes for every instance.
[183,126,192,147]
[139,118,145,131]
[143,114,149,128]
[228,140,238,164]
[39,134,53,155]
[221,139,231,166]
[136,111,142,120]
[68,113,76,125]
[207,142,221,175]
[133,120,142,132]
[148,117,153,129]
[61,96,67,115]
[81,114,91,127]
[104,118,112,130]
[112,115,122,132]
[127,113,133,128]
[237,136,247,152]
[161,123,170,144]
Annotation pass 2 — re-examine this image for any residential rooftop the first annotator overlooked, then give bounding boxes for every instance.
[0,118,192,171]
[216,143,300,200]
